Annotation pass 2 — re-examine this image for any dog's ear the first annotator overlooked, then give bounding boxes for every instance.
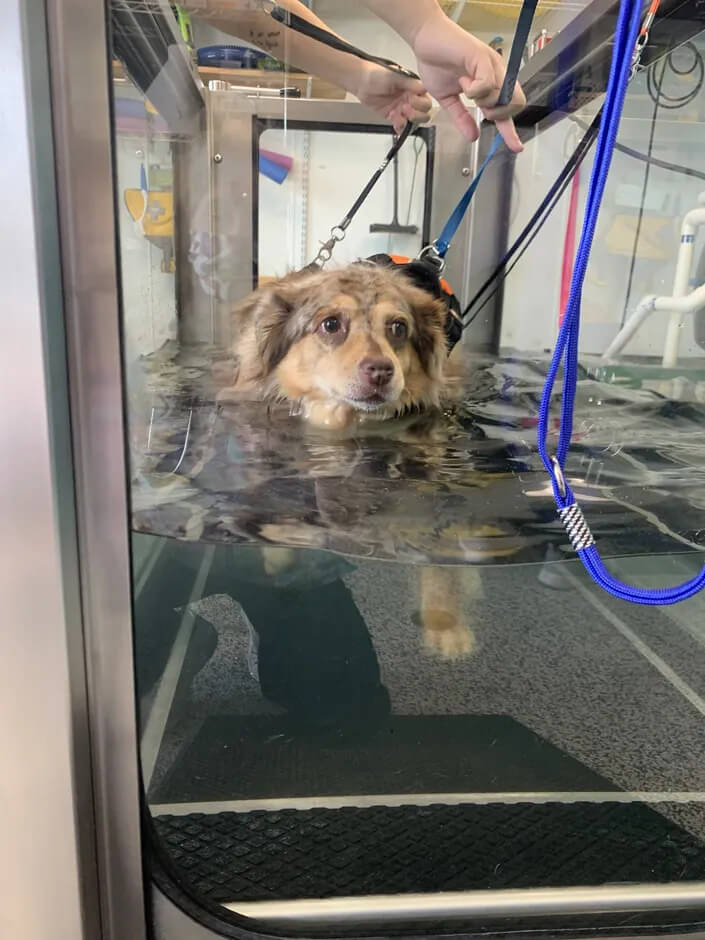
[254,289,297,373]
[253,274,315,374]
[399,281,448,380]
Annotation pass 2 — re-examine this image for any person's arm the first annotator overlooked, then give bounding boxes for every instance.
[361,0,525,151]
[181,0,431,132]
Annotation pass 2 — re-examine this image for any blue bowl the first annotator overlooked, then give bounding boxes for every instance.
[197,45,266,69]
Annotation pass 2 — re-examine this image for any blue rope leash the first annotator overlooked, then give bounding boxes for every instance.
[538,0,705,605]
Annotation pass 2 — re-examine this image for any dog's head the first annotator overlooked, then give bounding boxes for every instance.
[241,263,449,415]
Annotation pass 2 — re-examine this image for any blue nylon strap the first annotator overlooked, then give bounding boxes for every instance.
[435,133,503,257]
[538,0,705,605]
[496,0,539,106]
[431,0,538,260]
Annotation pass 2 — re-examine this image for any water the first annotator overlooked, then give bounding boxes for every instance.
[129,342,705,566]
[131,343,705,905]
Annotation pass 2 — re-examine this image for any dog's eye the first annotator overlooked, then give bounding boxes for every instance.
[321,316,341,334]
[388,320,408,341]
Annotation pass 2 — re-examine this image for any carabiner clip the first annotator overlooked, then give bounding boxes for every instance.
[417,243,446,275]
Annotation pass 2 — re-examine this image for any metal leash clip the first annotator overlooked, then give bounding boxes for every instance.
[313,224,348,267]
[417,243,446,275]
[629,0,659,79]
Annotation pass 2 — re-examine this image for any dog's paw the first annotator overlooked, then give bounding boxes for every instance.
[420,608,476,661]
[262,545,297,576]
[302,400,356,430]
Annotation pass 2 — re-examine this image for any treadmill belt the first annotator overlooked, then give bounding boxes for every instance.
[150,714,616,803]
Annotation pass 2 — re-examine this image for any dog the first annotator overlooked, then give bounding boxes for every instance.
[219,262,454,430]
[217,262,479,660]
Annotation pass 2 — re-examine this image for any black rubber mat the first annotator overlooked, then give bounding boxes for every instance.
[150,714,616,803]
[153,801,705,903]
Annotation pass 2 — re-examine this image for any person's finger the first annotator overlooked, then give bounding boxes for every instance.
[388,106,407,135]
[482,82,527,122]
[492,116,523,153]
[402,102,430,124]
[439,94,480,143]
[402,95,432,120]
[459,59,498,103]
[395,76,426,97]
[459,78,503,113]
[514,81,527,111]
[492,53,506,88]
[462,61,527,116]
[408,92,433,114]
[391,113,406,134]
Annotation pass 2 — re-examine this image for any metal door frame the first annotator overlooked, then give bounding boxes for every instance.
[43,0,148,936]
[0,0,102,937]
[1,0,145,936]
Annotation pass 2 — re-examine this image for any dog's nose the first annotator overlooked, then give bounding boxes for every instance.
[359,357,394,387]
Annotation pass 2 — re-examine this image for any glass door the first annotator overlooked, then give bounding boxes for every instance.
[48,0,705,935]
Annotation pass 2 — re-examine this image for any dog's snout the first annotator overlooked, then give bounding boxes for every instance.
[359,357,394,387]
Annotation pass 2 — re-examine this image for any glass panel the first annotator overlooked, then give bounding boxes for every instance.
[257,126,429,276]
[110,0,705,931]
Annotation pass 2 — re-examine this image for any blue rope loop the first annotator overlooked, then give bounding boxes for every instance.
[538,0,705,605]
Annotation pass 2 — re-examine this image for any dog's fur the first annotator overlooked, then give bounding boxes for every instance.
[219,263,476,660]
[219,263,453,430]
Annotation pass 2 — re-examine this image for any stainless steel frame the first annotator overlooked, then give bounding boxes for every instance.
[46,0,147,937]
[518,0,705,129]
[226,883,705,927]
[159,86,484,348]
[461,120,516,349]
[201,94,440,345]
[205,95,512,351]
[0,2,100,937]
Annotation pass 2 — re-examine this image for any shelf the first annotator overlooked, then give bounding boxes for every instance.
[198,65,345,99]
[112,61,345,101]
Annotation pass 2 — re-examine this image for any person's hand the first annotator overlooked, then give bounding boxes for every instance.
[411,14,525,151]
[353,62,433,134]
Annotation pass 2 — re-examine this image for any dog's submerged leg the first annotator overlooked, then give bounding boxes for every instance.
[417,565,480,661]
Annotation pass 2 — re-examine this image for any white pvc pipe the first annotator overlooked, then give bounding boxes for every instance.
[662,205,705,367]
[601,295,657,360]
[602,283,705,361]
[655,284,705,314]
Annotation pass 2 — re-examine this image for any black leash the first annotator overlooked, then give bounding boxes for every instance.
[263,2,420,267]
[462,111,602,327]
[497,0,537,106]
[311,123,414,267]
[268,2,420,80]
